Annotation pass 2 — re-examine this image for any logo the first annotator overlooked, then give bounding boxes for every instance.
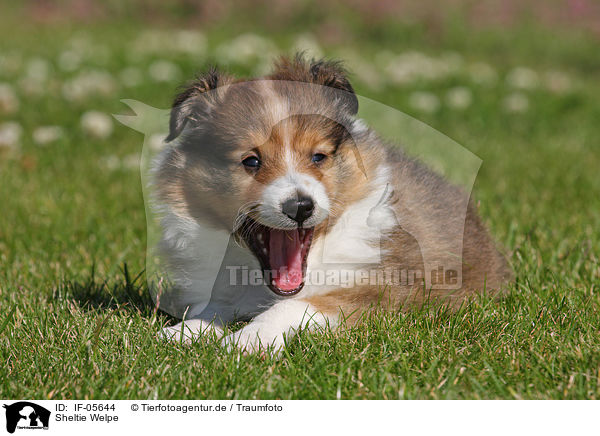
[3,402,50,434]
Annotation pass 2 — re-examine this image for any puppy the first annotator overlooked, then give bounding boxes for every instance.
[155,54,512,353]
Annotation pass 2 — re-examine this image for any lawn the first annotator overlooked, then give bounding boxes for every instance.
[1,3,599,399]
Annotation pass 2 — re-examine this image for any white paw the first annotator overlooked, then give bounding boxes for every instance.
[222,323,286,355]
[159,319,223,344]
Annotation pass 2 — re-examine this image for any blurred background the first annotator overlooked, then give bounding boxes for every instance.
[1,0,599,290]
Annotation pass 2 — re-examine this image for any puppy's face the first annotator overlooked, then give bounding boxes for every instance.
[157,58,363,296]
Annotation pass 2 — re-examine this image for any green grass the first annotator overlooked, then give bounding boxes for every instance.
[1,10,599,399]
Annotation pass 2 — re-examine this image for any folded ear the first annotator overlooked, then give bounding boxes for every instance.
[308,59,358,115]
[271,54,359,115]
[166,68,232,142]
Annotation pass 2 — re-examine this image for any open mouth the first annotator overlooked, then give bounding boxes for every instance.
[238,216,314,296]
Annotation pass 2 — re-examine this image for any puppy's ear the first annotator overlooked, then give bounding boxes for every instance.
[308,58,358,115]
[166,68,231,142]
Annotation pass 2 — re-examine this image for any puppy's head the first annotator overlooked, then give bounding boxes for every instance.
[156,55,367,296]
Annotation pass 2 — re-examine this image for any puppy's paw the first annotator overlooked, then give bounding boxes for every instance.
[221,323,285,356]
[160,319,223,344]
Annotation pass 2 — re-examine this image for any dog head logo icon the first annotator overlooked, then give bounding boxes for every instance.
[3,402,50,433]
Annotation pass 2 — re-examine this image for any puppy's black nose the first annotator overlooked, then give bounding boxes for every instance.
[282,195,314,225]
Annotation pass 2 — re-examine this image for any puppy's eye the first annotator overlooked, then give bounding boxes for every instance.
[312,153,327,163]
[242,156,260,168]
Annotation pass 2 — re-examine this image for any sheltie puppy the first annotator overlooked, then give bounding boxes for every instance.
[155,54,512,353]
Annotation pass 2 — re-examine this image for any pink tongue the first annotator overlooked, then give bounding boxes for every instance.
[269,228,304,291]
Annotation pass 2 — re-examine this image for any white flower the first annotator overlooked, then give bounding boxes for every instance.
[128,30,207,57]
[409,91,440,113]
[81,111,113,139]
[384,51,459,85]
[0,83,19,114]
[385,52,429,84]
[120,67,143,87]
[544,71,572,94]
[129,30,164,56]
[58,50,82,72]
[445,86,473,110]
[122,153,140,170]
[506,67,539,89]
[147,133,167,152]
[216,34,277,66]
[148,60,180,82]
[32,126,64,145]
[26,57,51,81]
[62,70,117,102]
[467,62,498,85]
[0,121,22,152]
[174,30,207,55]
[503,93,529,113]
